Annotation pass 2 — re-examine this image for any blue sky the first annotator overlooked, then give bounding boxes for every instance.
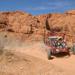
[0,0,75,15]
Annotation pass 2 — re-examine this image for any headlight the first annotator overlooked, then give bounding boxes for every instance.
[56,49,59,52]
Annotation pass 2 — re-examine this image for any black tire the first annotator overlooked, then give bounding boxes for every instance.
[48,50,52,60]
[67,48,70,56]
[72,48,75,55]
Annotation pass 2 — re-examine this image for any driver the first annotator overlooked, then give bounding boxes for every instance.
[56,38,65,48]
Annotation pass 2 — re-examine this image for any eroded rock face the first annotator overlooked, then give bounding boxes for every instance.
[36,10,75,43]
[0,11,38,34]
[0,10,75,43]
[8,11,38,33]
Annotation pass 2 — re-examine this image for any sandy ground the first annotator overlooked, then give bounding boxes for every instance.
[0,41,75,75]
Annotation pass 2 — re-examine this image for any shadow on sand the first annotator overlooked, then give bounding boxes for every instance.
[52,52,70,58]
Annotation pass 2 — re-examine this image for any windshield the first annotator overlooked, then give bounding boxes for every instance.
[48,37,66,48]
[48,38,57,46]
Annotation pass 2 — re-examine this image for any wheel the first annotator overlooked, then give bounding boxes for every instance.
[47,50,53,60]
[71,46,75,55]
[67,48,70,56]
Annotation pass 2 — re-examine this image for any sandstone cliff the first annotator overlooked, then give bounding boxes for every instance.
[0,10,75,44]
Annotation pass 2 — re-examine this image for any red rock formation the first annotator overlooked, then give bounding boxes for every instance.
[0,10,75,43]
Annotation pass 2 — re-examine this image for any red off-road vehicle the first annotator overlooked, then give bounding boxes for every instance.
[45,33,70,59]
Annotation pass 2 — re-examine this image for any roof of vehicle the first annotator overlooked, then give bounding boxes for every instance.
[48,36,62,39]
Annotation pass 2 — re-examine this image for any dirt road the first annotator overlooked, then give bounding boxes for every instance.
[0,41,75,75]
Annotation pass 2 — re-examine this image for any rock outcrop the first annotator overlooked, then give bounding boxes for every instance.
[36,10,75,43]
[0,10,75,44]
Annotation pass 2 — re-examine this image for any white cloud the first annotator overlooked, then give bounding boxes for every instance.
[25,0,73,11]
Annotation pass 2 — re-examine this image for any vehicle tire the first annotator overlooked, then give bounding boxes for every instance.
[48,50,52,60]
[67,48,70,56]
[71,45,75,55]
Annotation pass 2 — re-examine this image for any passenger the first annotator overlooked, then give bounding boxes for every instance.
[62,41,66,48]
[56,38,63,48]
